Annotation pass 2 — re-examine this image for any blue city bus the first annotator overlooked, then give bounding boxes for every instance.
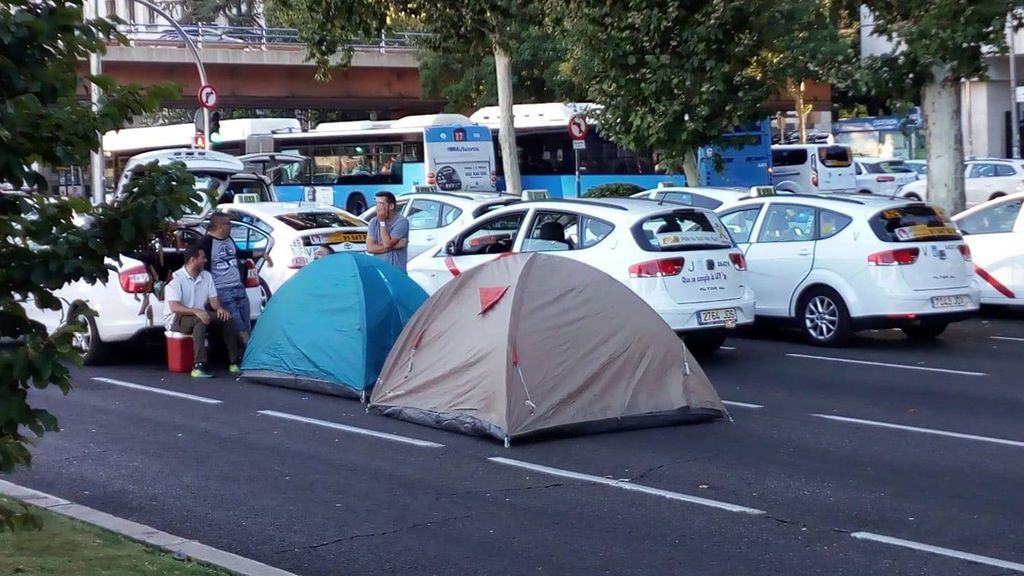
[470,103,772,196]
[272,113,497,214]
[697,119,773,187]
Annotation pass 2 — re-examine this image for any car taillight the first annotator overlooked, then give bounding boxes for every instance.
[244,260,260,288]
[628,258,685,278]
[958,244,972,262]
[427,172,436,185]
[729,252,747,271]
[876,175,895,182]
[118,265,152,293]
[811,169,819,187]
[867,247,920,266]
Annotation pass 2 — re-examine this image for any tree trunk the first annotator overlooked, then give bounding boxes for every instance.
[797,80,807,144]
[682,150,699,186]
[492,39,522,196]
[922,64,965,216]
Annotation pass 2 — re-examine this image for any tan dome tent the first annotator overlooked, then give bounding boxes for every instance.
[369,253,726,445]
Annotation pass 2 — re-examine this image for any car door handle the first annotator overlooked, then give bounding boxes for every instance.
[797,249,812,256]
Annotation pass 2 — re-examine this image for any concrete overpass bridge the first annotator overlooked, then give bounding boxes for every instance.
[86,25,443,117]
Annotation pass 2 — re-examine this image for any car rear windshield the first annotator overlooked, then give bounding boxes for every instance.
[869,205,961,242]
[278,211,364,231]
[817,146,852,168]
[863,161,914,174]
[632,211,734,252]
[772,148,808,167]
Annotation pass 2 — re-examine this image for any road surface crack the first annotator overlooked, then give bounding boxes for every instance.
[277,513,473,554]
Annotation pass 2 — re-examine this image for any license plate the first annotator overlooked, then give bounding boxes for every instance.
[931,295,968,308]
[698,308,737,325]
[328,232,366,244]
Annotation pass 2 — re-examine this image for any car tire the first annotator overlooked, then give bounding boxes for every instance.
[259,278,272,311]
[857,189,872,195]
[346,194,367,215]
[901,321,948,340]
[989,192,1006,201]
[683,330,728,355]
[903,193,921,201]
[70,309,108,366]
[798,287,852,347]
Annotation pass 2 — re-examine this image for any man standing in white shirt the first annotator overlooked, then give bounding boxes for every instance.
[164,245,235,379]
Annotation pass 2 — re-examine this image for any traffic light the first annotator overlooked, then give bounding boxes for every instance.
[209,111,222,147]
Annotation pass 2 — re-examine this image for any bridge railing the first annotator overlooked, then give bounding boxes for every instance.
[114,22,429,53]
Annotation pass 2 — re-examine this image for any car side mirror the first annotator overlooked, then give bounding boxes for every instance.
[445,240,458,255]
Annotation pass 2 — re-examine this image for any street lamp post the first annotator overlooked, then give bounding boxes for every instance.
[87,0,211,204]
[1009,23,1020,159]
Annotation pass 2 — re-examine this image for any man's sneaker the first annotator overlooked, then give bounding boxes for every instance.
[191,363,213,379]
[228,364,241,375]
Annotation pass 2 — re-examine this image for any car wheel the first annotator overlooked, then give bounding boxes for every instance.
[989,192,1006,201]
[901,321,948,340]
[70,310,108,366]
[857,189,872,195]
[683,330,727,355]
[259,278,272,311]
[346,194,367,215]
[799,287,852,346]
[903,193,921,201]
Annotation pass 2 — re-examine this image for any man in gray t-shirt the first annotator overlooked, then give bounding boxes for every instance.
[366,191,410,271]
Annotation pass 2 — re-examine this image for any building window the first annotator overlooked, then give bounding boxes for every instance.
[105,0,116,17]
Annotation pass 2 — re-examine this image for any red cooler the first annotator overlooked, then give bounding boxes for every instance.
[165,331,194,373]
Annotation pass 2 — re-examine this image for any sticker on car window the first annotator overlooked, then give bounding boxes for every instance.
[894,224,958,241]
[655,231,725,246]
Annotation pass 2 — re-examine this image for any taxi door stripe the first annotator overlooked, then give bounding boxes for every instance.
[975,264,1016,299]
[444,255,461,277]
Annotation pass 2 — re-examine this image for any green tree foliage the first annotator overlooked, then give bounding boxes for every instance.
[1,0,200,529]
[166,0,263,27]
[583,183,645,198]
[861,0,1024,93]
[555,0,800,178]
[417,4,584,111]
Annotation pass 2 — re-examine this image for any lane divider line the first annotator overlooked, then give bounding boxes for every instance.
[91,377,223,405]
[256,410,444,448]
[851,532,1024,573]
[992,336,1024,343]
[812,414,1024,449]
[488,457,765,515]
[786,353,986,377]
[722,400,764,409]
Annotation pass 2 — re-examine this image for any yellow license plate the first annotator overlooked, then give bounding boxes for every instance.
[327,232,366,244]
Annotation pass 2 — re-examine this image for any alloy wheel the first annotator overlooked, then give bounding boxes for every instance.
[804,296,839,341]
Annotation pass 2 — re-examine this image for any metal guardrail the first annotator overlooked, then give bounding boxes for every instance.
[115,23,429,53]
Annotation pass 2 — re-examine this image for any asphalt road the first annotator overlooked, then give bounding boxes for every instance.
[10,309,1024,576]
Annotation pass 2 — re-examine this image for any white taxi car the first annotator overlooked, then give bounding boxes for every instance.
[631,186,753,209]
[853,158,919,197]
[900,159,1024,207]
[407,198,756,353]
[359,191,521,258]
[952,192,1024,307]
[215,201,368,299]
[717,194,980,345]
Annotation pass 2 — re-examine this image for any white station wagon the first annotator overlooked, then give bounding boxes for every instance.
[407,198,756,353]
[717,194,980,345]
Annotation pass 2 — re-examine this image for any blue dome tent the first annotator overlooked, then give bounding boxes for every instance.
[241,253,427,400]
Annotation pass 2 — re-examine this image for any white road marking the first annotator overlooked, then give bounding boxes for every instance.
[257,410,444,448]
[786,353,986,377]
[488,457,765,515]
[720,346,737,351]
[992,335,1024,342]
[723,400,764,409]
[90,377,222,404]
[812,414,1024,449]
[851,532,1024,573]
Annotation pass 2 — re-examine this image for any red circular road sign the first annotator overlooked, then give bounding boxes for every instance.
[567,115,588,140]
[197,84,218,109]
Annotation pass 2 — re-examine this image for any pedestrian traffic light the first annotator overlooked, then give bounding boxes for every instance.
[209,111,222,147]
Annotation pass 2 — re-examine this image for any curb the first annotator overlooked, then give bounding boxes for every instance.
[0,479,299,576]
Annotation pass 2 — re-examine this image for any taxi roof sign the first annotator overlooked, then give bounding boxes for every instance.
[749,186,776,197]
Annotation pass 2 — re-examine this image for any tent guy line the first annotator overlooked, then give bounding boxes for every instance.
[256,410,446,448]
[91,377,224,404]
[488,457,766,515]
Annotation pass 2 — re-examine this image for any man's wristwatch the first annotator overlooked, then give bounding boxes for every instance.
[379,221,387,228]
